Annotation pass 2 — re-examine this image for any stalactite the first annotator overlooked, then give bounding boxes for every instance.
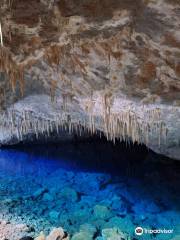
[0,101,170,149]
[0,22,3,47]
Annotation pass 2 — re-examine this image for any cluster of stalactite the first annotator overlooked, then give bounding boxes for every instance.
[87,104,168,147]
[0,104,168,147]
[0,109,93,141]
[107,112,167,146]
[0,29,170,147]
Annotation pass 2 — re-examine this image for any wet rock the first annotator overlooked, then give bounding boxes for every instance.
[79,224,97,237]
[170,236,180,240]
[81,196,97,206]
[59,213,69,226]
[156,233,175,240]
[101,228,127,240]
[33,188,47,199]
[106,216,135,235]
[46,227,65,240]
[2,198,13,205]
[60,187,78,202]
[71,209,91,225]
[93,205,112,220]
[42,193,54,202]
[73,173,103,195]
[49,188,58,198]
[71,231,93,240]
[92,219,107,229]
[49,210,59,222]
[111,195,127,215]
[26,226,36,234]
[34,232,46,240]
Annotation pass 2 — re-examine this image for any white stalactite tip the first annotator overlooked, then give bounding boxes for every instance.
[0,22,3,47]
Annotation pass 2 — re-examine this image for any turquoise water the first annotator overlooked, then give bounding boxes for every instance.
[0,142,179,239]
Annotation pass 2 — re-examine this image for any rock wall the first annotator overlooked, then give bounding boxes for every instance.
[0,0,180,159]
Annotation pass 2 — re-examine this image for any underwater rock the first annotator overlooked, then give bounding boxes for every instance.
[2,198,14,205]
[46,227,65,240]
[79,223,97,236]
[71,231,93,240]
[48,211,60,222]
[33,188,47,199]
[93,205,112,220]
[34,228,69,240]
[92,219,107,230]
[0,221,31,240]
[58,212,70,227]
[80,195,97,206]
[49,188,59,198]
[60,187,78,202]
[73,173,106,195]
[42,193,54,202]
[105,216,135,235]
[111,195,127,215]
[34,231,46,240]
[171,236,180,240]
[101,228,127,240]
[70,208,91,225]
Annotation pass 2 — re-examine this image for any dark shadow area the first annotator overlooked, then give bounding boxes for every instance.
[1,135,180,179]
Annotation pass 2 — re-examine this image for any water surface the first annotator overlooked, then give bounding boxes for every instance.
[0,141,179,239]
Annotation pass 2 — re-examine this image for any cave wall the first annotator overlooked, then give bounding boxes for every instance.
[0,0,180,159]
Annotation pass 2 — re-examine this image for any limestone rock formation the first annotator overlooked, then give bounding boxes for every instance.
[0,220,31,240]
[0,0,180,159]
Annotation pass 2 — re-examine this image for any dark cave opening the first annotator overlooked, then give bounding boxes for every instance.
[1,134,179,178]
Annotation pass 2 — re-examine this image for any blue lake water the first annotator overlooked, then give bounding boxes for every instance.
[0,142,179,239]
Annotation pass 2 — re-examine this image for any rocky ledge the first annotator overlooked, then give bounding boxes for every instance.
[0,0,180,159]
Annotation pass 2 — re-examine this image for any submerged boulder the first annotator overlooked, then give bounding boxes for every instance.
[33,188,47,199]
[71,232,93,240]
[42,193,54,202]
[106,216,135,235]
[49,211,60,222]
[35,231,46,240]
[93,205,112,220]
[35,228,69,240]
[60,187,78,203]
[46,227,65,240]
[101,228,128,240]
[79,224,97,237]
